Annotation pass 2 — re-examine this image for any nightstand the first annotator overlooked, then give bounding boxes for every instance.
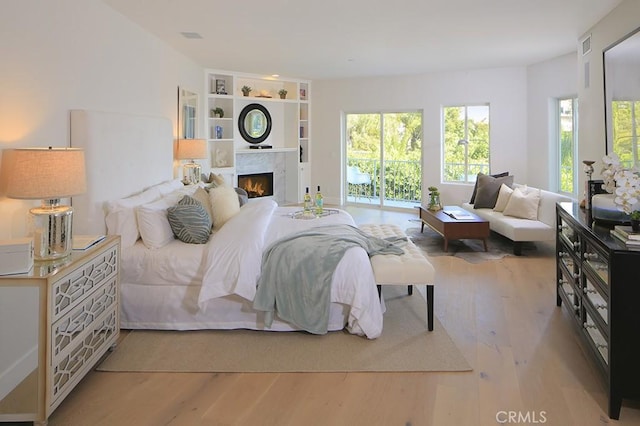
[0,235,120,425]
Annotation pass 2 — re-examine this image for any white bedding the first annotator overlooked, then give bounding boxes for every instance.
[121,200,383,338]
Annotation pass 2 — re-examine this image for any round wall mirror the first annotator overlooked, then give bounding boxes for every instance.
[238,103,272,144]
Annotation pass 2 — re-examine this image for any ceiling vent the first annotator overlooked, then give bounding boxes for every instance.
[582,34,591,56]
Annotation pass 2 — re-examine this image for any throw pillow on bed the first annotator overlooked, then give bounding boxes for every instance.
[192,187,214,225]
[167,196,212,244]
[473,173,514,209]
[209,184,241,229]
[136,196,177,249]
[503,186,540,220]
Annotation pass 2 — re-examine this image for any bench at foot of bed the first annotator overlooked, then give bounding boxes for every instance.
[359,223,436,331]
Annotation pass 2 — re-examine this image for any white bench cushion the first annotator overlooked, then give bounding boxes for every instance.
[360,224,435,285]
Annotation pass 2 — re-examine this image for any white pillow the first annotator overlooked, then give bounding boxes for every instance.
[209,185,241,229]
[503,187,541,220]
[135,185,200,249]
[154,178,185,196]
[192,187,214,225]
[493,184,514,212]
[136,197,176,249]
[105,187,162,248]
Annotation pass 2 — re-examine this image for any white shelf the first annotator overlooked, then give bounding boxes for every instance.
[236,147,297,154]
[204,69,310,204]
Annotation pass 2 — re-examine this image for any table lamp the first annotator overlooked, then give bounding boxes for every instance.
[177,139,207,184]
[5,147,87,260]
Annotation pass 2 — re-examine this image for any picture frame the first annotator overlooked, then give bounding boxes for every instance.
[299,88,306,99]
[215,79,227,95]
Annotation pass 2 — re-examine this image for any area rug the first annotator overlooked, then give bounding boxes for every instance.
[97,286,471,373]
[405,225,535,264]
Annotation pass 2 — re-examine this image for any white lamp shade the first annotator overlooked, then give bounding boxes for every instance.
[177,139,208,160]
[5,148,87,200]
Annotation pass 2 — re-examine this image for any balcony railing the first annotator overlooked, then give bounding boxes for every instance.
[347,158,421,203]
[347,158,491,204]
[442,162,490,182]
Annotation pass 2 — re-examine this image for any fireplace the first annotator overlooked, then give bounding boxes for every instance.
[238,172,274,199]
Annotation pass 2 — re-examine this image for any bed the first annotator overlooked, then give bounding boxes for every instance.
[70,110,384,338]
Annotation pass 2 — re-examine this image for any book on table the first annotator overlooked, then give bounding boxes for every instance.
[73,235,106,251]
[610,228,640,249]
[445,209,475,220]
[613,225,640,240]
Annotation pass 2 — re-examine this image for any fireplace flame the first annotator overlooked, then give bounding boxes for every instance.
[243,178,265,197]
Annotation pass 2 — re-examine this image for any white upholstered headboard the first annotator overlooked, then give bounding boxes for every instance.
[70,110,174,235]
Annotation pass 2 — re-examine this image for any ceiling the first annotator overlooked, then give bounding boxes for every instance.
[103,0,623,80]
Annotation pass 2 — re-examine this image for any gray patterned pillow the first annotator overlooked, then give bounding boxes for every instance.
[167,196,212,244]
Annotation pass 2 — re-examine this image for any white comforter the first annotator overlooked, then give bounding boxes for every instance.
[197,199,383,338]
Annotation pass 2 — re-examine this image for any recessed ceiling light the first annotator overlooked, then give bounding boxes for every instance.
[180,32,203,39]
[271,74,280,78]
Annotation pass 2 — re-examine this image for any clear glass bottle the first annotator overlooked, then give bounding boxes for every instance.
[303,187,312,213]
[315,185,323,215]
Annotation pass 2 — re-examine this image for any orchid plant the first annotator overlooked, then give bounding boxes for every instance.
[601,153,640,219]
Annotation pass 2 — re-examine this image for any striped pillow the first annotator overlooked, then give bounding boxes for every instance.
[167,196,212,244]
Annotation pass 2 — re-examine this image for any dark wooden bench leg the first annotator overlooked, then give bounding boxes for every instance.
[378,284,433,332]
[427,285,434,331]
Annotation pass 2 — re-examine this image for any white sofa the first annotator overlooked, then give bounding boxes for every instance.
[461,184,572,255]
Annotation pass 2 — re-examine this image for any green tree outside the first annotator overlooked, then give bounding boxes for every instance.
[443,105,490,182]
[346,112,422,202]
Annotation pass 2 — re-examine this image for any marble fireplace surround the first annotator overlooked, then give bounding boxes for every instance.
[236,151,288,204]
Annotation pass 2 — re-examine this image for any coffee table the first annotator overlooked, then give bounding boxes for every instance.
[417,206,490,252]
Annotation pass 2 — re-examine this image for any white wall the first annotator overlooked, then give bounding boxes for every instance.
[313,68,528,206]
[526,53,578,192]
[577,0,640,187]
[0,0,203,239]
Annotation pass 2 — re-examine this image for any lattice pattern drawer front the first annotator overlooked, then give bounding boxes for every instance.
[50,310,117,404]
[52,278,117,359]
[52,245,118,322]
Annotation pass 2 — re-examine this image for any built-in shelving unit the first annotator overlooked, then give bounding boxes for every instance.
[204,70,311,203]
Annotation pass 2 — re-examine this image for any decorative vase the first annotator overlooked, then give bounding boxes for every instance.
[279,94,286,99]
[632,219,640,232]
[428,195,442,211]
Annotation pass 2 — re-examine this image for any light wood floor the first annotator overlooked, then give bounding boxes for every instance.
[46,206,640,426]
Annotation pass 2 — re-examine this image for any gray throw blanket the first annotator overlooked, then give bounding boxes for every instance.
[253,224,406,334]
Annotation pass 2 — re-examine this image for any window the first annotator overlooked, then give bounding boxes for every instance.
[442,105,490,183]
[345,112,422,207]
[558,97,577,195]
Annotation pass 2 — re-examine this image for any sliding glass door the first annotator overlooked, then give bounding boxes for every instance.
[345,112,422,208]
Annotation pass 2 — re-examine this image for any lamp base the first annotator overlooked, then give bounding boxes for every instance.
[28,203,73,260]
[183,163,202,185]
